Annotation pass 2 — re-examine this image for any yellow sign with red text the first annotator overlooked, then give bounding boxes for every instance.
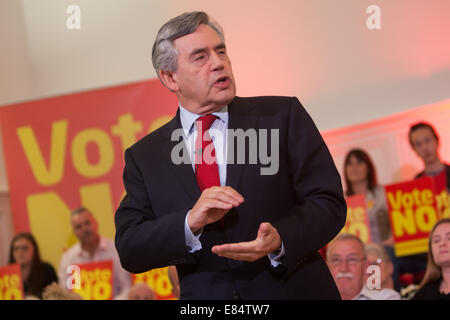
[433,169,450,219]
[0,264,24,300]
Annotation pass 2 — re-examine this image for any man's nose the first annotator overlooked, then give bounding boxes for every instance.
[339,261,351,271]
[210,52,224,71]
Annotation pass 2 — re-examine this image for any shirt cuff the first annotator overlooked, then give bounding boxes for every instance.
[184,210,202,253]
[268,242,285,267]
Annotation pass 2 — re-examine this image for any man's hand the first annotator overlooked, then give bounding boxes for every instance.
[211,222,282,262]
[188,186,244,234]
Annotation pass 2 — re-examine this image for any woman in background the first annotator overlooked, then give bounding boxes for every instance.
[413,218,450,300]
[344,148,393,248]
[8,232,58,299]
[343,148,400,289]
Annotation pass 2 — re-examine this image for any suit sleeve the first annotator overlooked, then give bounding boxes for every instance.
[114,148,196,274]
[273,97,347,277]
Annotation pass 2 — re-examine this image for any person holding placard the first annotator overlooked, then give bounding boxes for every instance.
[8,233,57,299]
[58,207,131,299]
[397,122,450,289]
[343,148,393,247]
[409,122,450,190]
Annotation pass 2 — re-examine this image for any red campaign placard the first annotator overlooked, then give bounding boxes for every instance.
[385,176,439,257]
[0,79,177,270]
[69,260,113,300]
[0,264,25,300]
[131,267,176,300]
[434,169,450,219]
[340,194,372,244]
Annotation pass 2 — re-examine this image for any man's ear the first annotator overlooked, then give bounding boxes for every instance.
[159,69,179,92]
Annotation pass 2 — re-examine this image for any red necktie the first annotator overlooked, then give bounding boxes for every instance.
[194,114,220,191]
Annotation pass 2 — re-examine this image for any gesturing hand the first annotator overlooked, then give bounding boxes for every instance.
[188,186,244,234]
[211,222,282,262]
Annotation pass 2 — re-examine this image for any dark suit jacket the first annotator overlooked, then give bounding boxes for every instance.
[115,96,346,299]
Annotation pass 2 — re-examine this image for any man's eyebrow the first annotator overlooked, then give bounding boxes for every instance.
[189,43,226,57]
[190,47,208,57]
[215,43,226,50]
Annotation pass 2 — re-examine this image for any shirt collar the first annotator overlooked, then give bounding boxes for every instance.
[178,104,228,137]
[75,236,107,257]
[354,286,392,300]
[354,286,372,300]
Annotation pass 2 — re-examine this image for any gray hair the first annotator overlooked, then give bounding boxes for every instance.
[365,243,391,263]
[70,207,95,219]
[326,233,367,261]
[151,11,224,81]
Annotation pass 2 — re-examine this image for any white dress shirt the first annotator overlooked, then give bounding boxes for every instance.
[178,104,285,267]
[58,236,131,299]
[353,286,402,300]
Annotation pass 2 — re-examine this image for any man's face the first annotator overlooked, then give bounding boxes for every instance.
[71,211,99,245]
[327,240,366,299]
[164,24,236,114]
[410,127,439,165]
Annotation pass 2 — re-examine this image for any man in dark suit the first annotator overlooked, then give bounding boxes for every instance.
[115,11,346,299]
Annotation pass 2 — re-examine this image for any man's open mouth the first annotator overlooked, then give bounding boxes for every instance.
[213,76,230,87]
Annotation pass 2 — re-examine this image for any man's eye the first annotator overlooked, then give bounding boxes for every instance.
[195,55,205,61]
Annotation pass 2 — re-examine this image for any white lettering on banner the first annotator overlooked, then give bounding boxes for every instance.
[66,5,81,30]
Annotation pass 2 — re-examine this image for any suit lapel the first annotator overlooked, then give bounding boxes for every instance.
[226,97,257,191]
[157,98,257,201]
[158,109,201,202]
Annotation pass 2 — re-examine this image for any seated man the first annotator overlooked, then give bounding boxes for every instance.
[327,233,400,300]
[58,207,131,299]
[364,243,401,298]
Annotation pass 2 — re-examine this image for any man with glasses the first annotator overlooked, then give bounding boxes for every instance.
[327,234,400,300]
